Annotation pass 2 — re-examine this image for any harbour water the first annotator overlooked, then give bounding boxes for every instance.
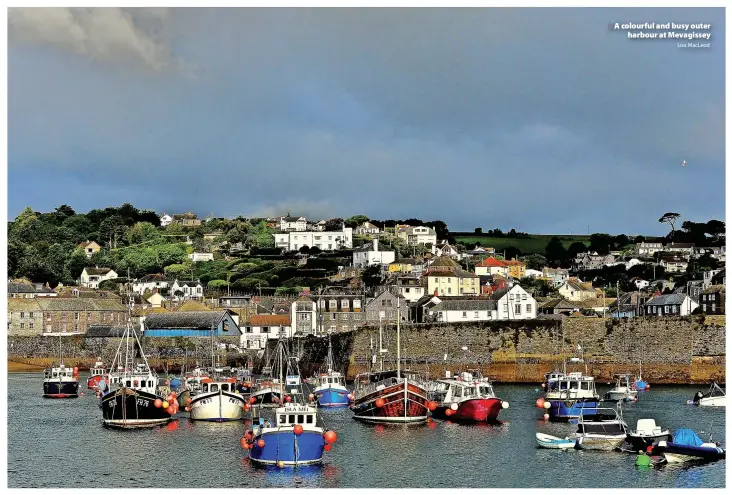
[8,372,725,488]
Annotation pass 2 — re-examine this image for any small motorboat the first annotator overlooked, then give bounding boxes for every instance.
[574,403,628,451]
[604,373,638,402]
[652,428,726,463]
[536,432,576,449]
[87,358,107,390]
[688,382,726,407]
[426,370,508,423]
[625,418,671,451]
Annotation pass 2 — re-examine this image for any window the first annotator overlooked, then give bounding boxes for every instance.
[306,415,313,424]
[503,304,509,311]
[330,314,337,321]
[522,295,527,301]
[46,313,51,321]
[46,325,52,332]
[20,312,24,318]
[515,304,521,315]
[319,300,326,308]
[329,300,337,309]
[447,288,452,294]
[672,305,677,314]
[664,305,669,314]
[29,322,34,330]
[87,312,91,319]
[711,303,716,312]
[74,312,79,320]
[703,304,707,312]
[435,277,439,283]
[474,311,479,318]
[462,312,467,318]
[280,415,286,424]
[342,299,350,309]
[20,323,24,329]
[526,304,532,313]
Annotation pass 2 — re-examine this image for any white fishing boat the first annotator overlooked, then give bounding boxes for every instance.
[689,382,726,407]
[535,432,576,449]
[189,377,246,421]
[604,373,638,402]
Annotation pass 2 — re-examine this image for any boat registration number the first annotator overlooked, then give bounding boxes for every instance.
[137,399,150,407]
[199,398,212,405]
[229,397,240,404]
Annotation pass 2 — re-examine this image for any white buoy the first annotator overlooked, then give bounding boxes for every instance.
[450,403,458,411]
[543,401,552,409]
[501,401,509,409]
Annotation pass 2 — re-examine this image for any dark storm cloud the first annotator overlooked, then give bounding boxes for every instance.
[8,7,725,234]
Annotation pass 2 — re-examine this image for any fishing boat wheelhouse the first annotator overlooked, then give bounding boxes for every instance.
[43,364,79,398]
[604,373,638,402]
[351,369,429,424]
[312,332,351,407]
[425,371,508,423]
[544,371,600,420]
[690,382,726,407]
[87,358,107,390]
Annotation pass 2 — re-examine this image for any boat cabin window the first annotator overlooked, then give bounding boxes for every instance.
[288,414,296,423]
[297,414,304,424]
[479,386,492,395]
[140,380,146,387]
[464,387,476,396]
[306,414,313,424]
[453,387,463,398]
[210,384,219,392]
[221,384,228,392]
[560,382,568,390]
[569,381,579,389]
[580,381,590,390]
[126,380,132,387]
[280,415,286,424]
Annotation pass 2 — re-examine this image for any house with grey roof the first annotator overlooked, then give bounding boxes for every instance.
[279,216,307,232]
[8,281,57,299]
[143,310,241,337]
[80,267,119,289]
[428,298,497,322]
[365,288,407,323]
[699,285,725,315]
[643,293,698,317]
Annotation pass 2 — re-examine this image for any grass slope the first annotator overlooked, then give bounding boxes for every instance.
[453,235,591,254]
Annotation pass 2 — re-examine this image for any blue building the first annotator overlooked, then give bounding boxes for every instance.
[144,311,241,337]
[609,292,649,318]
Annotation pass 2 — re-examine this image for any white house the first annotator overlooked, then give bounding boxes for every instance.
[313,220,327,232]
[145,290,167,308]
[397,277,425,303]
[132,274,170,295]
[352,239,396,268]
[428,299,498,322]
[660,256,688,273]
[171,280,204,301]
[279,216,308,232]
[490,284,537,320]
[188,252,214,262]
[636,242,664,257]
[524,269,543,278]
[240,314,293,349]
[631,277,650,290]
[80,267,118,289]
[624,258,644,269]
[355,222,380,236]
[291,297,318,336]
[160,213,173,227]
[643,294,698,316]
[273,227,353,251]
[398,226,437,246]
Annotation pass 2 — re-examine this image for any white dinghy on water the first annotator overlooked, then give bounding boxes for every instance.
[535,433,576,449]
[688,382,726,407]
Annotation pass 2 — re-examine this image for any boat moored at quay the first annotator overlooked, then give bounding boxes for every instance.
[87,358,107,390]
[425,370,508,423]
[189,377,246,421]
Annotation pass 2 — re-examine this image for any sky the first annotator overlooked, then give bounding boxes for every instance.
[7,7,726,235]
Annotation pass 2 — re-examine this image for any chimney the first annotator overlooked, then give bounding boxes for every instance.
[372,238,378,252]
[434,289,438,297]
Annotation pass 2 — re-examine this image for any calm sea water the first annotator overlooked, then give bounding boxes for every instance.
[7,373,726,488]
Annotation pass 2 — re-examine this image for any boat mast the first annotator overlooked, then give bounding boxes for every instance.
[397,292,401,380]
[327,331,334,373]
[379,316,383,372]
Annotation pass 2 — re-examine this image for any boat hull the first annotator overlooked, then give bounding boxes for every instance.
[101,387,172,429]
[314,386,350,407]
[605,390,638,401]
[653,443,726,463]
[87,375,104,390]
[544,398,599,420]
[698,396,725,407]
[351,380,429,424]
[249,430,325,466]
[576,434,627,451]
[432,397,503,423]
[626,432,672,451]
[190,390,246,421]
[536,433,576,449]
[43,380,79,398]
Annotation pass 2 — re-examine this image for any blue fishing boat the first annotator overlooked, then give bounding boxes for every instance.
[312,332,351,407]
[244,335,336,467]
[541,347,599,420]
[634,361,649,391]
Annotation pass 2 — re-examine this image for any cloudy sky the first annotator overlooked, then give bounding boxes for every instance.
[7,7,725,235]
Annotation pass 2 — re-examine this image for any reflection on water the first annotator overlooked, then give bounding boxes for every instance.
[7,373,725,488]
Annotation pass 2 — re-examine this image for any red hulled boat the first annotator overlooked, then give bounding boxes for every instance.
[87,358,107,390]
[350,370,429,424]
[426,371,508,423]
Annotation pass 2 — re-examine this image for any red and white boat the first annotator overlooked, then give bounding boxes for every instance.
[426,370,508,423]
[350,370,430,424]
[87,358,107,390]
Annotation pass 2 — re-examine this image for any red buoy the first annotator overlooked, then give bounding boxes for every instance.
[445,409,453,417]
[324,444,332,452]
[166,405,175,415]
[250,397,257,404]
[427,401,437,411]
[154,399,163,408]
[243,403,251,411]
[324,430,337,444]
[309,394,315,401]
[293,424,304,435]
[240,437,248,448]
[536,398,545,409]
[257,439,265,448]
[285,395,292,403]
[375,398,385,408]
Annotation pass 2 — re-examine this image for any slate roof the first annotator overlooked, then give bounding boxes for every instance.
[8,282,41,294]
[85,324,141,338]
[701,285,725,295]
[431,299,497,312]
[84,267,115,276]
[35,298,127,312]
[144,311,230,329]
[174,280,202,287]
[7,299,42,312]
[282,216,305,222]
[138,274,168,283]
[427,256,460,268]
[644,294,688,306]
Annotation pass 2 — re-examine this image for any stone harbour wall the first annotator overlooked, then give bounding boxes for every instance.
[7,316,725,384]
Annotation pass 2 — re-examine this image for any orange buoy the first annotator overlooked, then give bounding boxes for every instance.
[244,403,251,411]
[285,395,291,403]
[240,437,248,448]
[324,430,337,444]
[257,439,265,448]
[375,398,385,408]
[324,444,332,452]
[645,384,651,390]
[536,398,545,409]
[166,405,175,415]
[162,401,169,409]
[250,397,257,404]
[293,424,304,435]
[445,409,453,417]
[427,401,437,411]
[73,367,79,374]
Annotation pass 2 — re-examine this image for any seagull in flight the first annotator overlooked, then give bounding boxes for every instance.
[682,160,687,167]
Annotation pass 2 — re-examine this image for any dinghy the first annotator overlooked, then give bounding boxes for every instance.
[688,382,726,407]
[652,428,726,463]
[535,432,576,449]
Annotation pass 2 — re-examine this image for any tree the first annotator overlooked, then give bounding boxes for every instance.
[344,215,369,228]
[566,241,588,259]
[98,215,128,249]
[361,265,384,288]
[521,253,547,271]
[504,246,522,260]
[324,218,344,232]
[474,227,483,234]
[310,246,322,255]
[54,204,76,217]
[545,237,567,265]
[424,220,449,240]
[589,233,613,255]
[126,222,161,245]
[659,213,681,240]
[299,245,311,254]
[705,220,725,243]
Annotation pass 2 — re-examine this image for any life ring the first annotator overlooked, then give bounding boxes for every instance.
[133,380,139,387]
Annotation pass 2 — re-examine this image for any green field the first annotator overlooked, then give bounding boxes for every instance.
[453,235,591,254]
